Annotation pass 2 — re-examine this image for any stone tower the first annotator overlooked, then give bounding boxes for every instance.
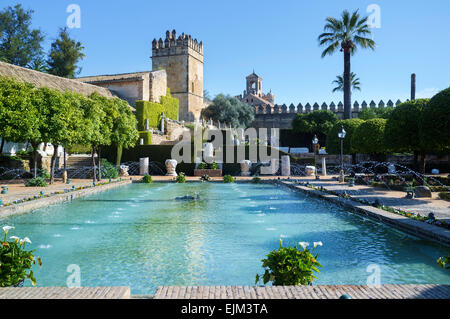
[152,30,204,122]
[246,71,262,97]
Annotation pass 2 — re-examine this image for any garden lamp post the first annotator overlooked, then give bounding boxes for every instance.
[312,135,319,180]
[338,126,346,183]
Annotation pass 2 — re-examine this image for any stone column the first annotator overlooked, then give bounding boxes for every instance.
[281,155,291,176]
[240,160,252,176]
[165,159,178,176]
[139,157,149,176]
[321,157,327,176]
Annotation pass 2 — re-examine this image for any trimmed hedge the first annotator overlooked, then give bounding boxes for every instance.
[135,89,179,130]
[326,118,364,154]
[421,87,450,151]
[138,131,152,145]
[351,118,387,154]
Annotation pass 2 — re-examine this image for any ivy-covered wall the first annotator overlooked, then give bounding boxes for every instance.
[138,131,152,145]
[135,89,179,130]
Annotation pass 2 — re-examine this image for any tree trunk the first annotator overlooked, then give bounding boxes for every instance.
[50,147,57,184]
[343,49,352,119]
[97,147,102,181]
[419,150,426,176]
[116,145,123,167]
[0,138,5,154]
[91,146,97,184]
[31,143,39,178]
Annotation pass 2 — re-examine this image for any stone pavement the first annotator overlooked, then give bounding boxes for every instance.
[0,286,131,299]
[154,284,450,299]
[283,176,450,223]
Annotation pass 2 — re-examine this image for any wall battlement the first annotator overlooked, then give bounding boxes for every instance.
[255,99,403,115]
[152,29,203,56]
[252,99,404,129]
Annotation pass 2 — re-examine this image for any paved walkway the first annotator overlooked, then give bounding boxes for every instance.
[154,284,450,299]
[0,287,131,299]
[284,176,450,223]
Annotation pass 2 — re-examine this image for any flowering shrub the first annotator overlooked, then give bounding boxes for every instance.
[0,226,42,287]
[437,256,449,269]
[255,240,322,286]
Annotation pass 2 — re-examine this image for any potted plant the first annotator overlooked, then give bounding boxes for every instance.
[194,162,222,177]
[1,226,42,287]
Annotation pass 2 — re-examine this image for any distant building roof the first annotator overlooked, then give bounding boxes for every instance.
[0,61,114,98]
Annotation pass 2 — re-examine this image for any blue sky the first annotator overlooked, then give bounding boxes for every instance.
[4,0,450,105]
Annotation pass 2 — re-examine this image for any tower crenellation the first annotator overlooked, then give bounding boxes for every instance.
[152,29,203,56]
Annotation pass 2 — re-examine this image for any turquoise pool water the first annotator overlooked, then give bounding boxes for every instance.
[2,183,449,294]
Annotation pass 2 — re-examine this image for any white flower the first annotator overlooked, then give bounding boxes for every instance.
[2,226,14,234]
[313,241,323,248]
[20,237,32,245]
[299,242,309,250]
[10,236,20,241]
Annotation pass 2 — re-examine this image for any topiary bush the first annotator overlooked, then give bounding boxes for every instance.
[384,99,428,153]
[223,175,235,183]
[326,118,364,154]
[351,118,388,155]
[175,173,186,183]
[142,175,153,183]
[25,177,48,187]
[420,87,450,151]
[438,192,450,201]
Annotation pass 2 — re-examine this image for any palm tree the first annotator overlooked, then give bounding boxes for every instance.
[318,9,375,119]
[332,72,361,93]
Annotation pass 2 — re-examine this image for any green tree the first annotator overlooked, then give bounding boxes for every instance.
[318,9,375,119]
[0,4,45,68]
[351,118,387,156]
[105,98,139,168]
[47,27,85,78]
[32,87,84,183]
[326,118,364,154]
[201,94,254,128]
[420,87,450,153]
[0,77,42,175]
[359,106,394,120]
[332,72,361,93]
[292,110,338,136]
[385,99,429,172]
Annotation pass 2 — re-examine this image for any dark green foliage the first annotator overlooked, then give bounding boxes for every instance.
[142,175,153,184]
[420,87,450,151]
[292,110,338,135]
[252,176,262,184]
[100,159,118,179]
[138,131,152,145]
[0,4,45,68]
[326,118,364,154]
[437,256,449,269]
[175,173,186,183]
[135,89,179,130]
[25,177,47,187]
[223,175,234,183]
[201,94,254,128]
[438,192,450,201]
[351,118,387,154]
[256,241,322,286]
[46,27,85,78]
[197,162,207,169]
[359,107,394,120]
[332,72,361,93]
[384,99,428,152]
